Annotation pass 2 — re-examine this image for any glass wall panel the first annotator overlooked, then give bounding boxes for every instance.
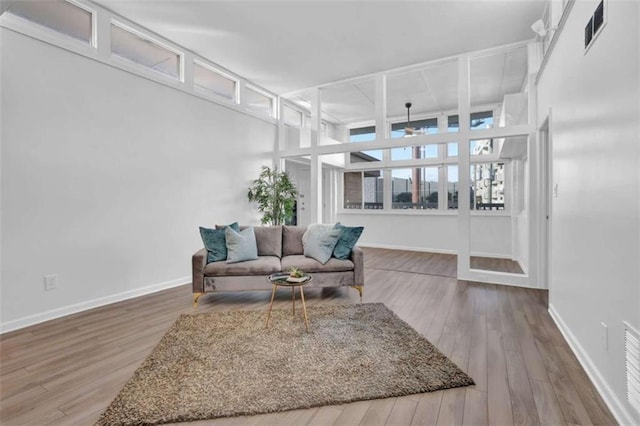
[390,117,438,161]
[470,46,529,128]
[350,126,382,162]
[470,163,506,210]
[447,143,458,157]
[448,111,495,132]
[283,105,303,127]
[447,165,459,209]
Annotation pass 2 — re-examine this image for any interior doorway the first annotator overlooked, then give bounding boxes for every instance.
[539,116,552,289]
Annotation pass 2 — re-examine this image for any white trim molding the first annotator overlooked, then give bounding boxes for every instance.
[0,277,190,334]
[549,304,638,426]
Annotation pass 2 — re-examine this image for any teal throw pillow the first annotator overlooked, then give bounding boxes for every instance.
[199,222,239,263]
[333,223,364,260]
[225,226,258,264]
[303,224,341,264]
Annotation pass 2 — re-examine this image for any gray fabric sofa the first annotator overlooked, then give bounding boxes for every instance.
[192,225,364,307]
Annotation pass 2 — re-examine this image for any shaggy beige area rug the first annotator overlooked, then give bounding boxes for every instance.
[97,303,473,425]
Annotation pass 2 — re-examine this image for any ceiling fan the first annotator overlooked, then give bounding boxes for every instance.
[403,102,425,137]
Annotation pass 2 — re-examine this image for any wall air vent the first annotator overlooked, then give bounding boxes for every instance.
[585,0,606,50]
[625,321,640,415]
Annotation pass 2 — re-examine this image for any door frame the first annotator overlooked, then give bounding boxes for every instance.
[538,113,553,290]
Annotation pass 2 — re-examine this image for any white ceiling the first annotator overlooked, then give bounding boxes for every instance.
[93,0,546,96]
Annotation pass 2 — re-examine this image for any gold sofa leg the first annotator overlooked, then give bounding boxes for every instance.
[351,286,363,303]
[193,292,204,309]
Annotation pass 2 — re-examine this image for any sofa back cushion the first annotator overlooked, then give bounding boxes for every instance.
[252,225,283,258]
[283,225,306,256]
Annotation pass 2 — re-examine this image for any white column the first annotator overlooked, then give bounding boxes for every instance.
[457,54,471,277]
[374,75,391,210]
[309,88,323,224]
[437,115,448,211]
[275,98,285,168]
[95,7,112,60]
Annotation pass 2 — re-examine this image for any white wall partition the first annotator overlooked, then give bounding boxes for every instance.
[337,213,512,258]
[536,0,640,424]
[0,29,276,331]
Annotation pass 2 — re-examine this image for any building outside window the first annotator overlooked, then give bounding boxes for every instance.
[343,171,383,209]
[349,126,382,162]
[391,167,439,209]
[471,163,505,210]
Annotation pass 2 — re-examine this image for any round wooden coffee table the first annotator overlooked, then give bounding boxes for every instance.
[265,273,313,332]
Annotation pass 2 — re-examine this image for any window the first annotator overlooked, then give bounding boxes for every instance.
[6,0,93,45]
[282,105,303,127]
[390,117,438,161]
[470,138,495,156]
[246,86,275,118]
[111,22,181,80]
[390,118,437,139]
[350,127,382,162]
[585,0,605,49]
[343,171,383,209]
[391,167,439,209]
[392,145,438,161]
[447,143,458,157]
[447,111,494,132]
[470,163,505,210]
[194,61,237,102]
[447,166,459,209]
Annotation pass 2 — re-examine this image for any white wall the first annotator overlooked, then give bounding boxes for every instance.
[537,1,639,423]
[337,213,512,257]
[0,29,276,331]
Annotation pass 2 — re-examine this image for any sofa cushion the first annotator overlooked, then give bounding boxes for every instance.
[302,224,341,264]
[281,255,354,273]
[333,223,364,260]
[253,225,283,258]
[283,225,305,256]
[204,256,281,276]
[225,227,258,263]
[199,222,239,263]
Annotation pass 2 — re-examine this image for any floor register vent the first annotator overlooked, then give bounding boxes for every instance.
[625,321,640,414]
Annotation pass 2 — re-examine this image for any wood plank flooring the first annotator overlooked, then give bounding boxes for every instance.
[0,248,617,425]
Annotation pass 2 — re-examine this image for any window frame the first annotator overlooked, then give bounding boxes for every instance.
[1,0,97,52]
[245,84,276,119]
[109,19,185,82]
[193,59,239,104]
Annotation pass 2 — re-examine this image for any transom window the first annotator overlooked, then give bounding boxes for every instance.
[111,22,182,80]
[194,61,237,102]
[246,86,275,118]
[6,0,93,45]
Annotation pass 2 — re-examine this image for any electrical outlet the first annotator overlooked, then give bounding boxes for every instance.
[553,183,559,198]
[600,322,608,350]
[44,274,58,291]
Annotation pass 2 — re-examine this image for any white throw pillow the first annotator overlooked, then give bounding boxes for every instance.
[302,224,340,264]
[225,226,258,263]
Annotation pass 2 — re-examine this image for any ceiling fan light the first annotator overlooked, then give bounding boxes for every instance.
[531,19,547,37]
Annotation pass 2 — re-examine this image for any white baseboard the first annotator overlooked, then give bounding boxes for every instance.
[0,276,190,334]
[548,304,637,426]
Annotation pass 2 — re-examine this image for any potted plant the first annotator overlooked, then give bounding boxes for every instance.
[247,165,298,225]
